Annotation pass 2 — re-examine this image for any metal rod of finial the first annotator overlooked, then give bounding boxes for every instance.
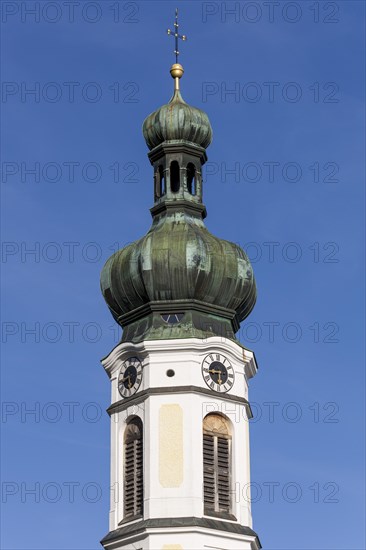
[167,8,187,64]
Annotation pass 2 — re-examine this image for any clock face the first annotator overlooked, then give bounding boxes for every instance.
[118,357,143,398]
[202,353,235,393]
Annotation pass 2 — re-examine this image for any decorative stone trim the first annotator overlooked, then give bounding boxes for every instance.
[101,516,261,548]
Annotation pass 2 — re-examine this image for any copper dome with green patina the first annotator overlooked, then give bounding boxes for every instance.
[101,66,256,344]
[143,89,213,151]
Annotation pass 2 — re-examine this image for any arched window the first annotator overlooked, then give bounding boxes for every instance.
[203,414,232,516]
[170,161,180,193]
[155,165,165,198]
[124,417,143,519]
[187,163,196,195]
[159,165,166,196]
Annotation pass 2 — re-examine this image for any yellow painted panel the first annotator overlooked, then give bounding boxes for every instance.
[162,546,183,550]
[159,404,183,487]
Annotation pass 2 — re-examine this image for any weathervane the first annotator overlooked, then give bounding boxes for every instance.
[167,8,187,64]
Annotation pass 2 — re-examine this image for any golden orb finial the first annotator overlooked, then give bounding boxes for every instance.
[170,63,184,79]
[170,63,184,91]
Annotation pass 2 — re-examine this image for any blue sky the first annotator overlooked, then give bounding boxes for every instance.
[1,1,365,548]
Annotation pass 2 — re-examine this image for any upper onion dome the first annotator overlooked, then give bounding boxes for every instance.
[142,64,212,151]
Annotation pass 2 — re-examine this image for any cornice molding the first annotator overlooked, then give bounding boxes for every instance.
[101,336,258,380]
[101,516,261,549]
[150,199,207,219]
[147,140,208,164]
[107,385,253,418]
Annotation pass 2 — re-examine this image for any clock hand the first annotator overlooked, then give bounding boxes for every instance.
[208,368,225,385]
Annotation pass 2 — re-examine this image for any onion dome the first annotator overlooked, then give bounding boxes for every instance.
[143,64,212,151]
[101,212,256,341]
[101,63,256,344]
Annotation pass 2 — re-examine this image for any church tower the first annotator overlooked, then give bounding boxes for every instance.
[100,12,261,550]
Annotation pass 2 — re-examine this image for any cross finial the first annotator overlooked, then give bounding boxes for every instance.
[167,8,187,64]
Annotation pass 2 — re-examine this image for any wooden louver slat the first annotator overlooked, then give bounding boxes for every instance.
[124,419,143,519]
[203,434,215,510]
[203,417,231,516]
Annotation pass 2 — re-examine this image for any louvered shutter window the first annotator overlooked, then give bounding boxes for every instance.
[203,414,232,516]
[124,418,143,519]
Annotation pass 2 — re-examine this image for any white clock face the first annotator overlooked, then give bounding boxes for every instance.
[118,357,143,398]
[202,353,235,393]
